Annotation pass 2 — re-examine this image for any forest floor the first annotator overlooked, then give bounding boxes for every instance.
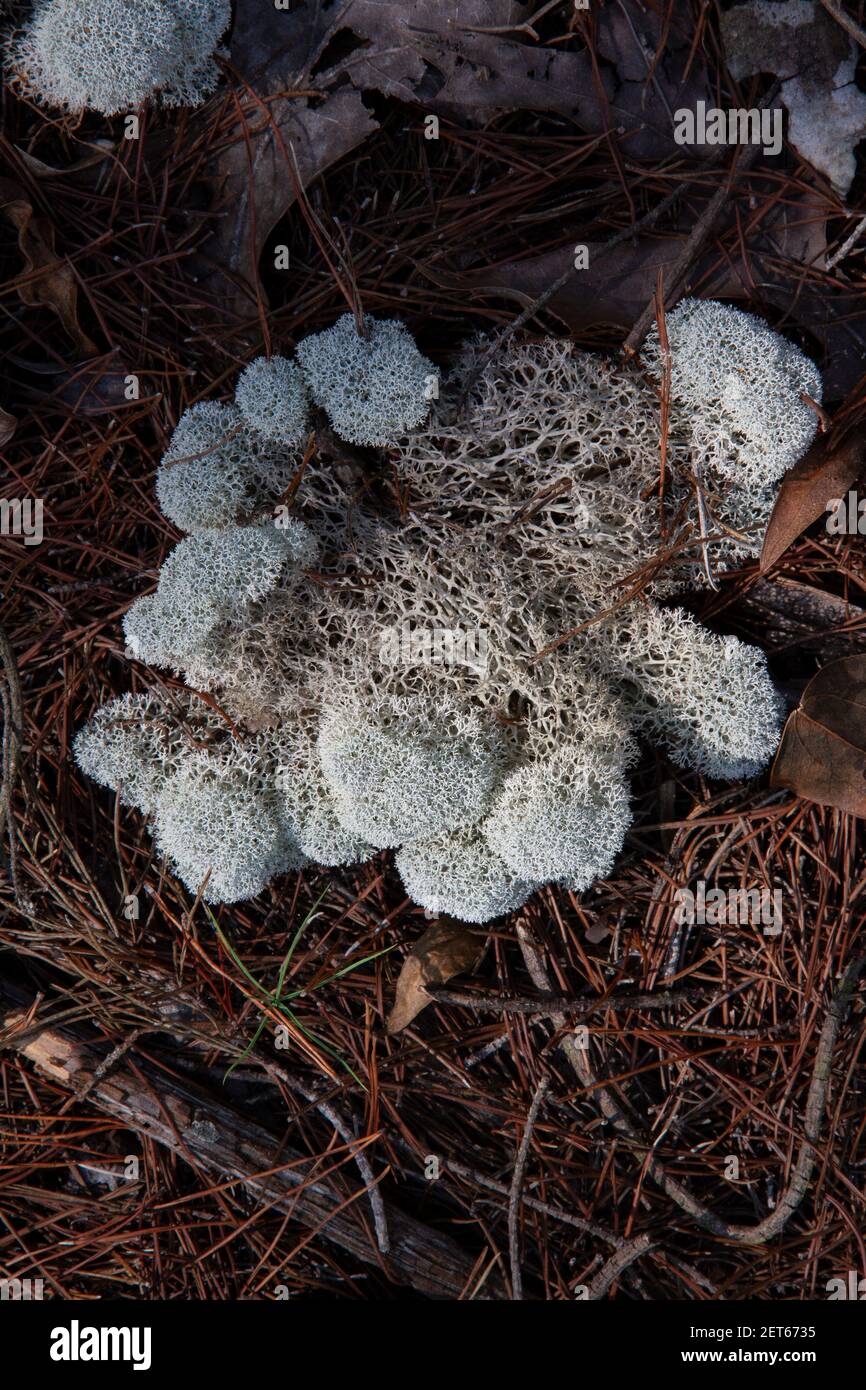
[1,0,866,1301]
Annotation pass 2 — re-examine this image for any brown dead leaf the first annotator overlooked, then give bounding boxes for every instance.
[721,1,866,196]
[12,350,143,415]
[212,0,594,312]
[209,87,378,313]
[444,235,686,335]
[387,917,486,1034]
[755,194,866,399]
[593,1,713,163]
[739,578,866,660]
[210,1,714,314]
[444,181,866,394]
[13,139,114,180]
[760,434,866,573]
[0,178,97,356]
[770,656,866,816]
[439,185,834,341]
[0,407,17,448]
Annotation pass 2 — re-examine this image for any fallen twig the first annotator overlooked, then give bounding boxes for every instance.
[585,1233,655,1299]
[653,268,672,540]
[0,977,504,1299]
[0,624,23,850]
[456,176,695,411]
[517,920,866,1246]
[622,83,781,355]
[819,0,866,50]
[425,983,703,1017]
[508,1075,549,1300]
[445,1159,625,1247]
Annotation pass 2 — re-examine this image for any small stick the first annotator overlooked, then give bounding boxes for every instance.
[508,1076,550,1301]
[160,422,246,471]
[826,212,866,271]
[517,918,866,1246]
[800,392,831,432]
[425,984,702,1017]
[447,1158,622,1246]
[273,1069,390,1257]
[692,455,719,591]
[623,83,781,355]
[0,625,23,848]
[653,269,671,539]
[585,1233,655,1299]
[819,0,866,50]
[456,178,695,411]
[0,627,27,908]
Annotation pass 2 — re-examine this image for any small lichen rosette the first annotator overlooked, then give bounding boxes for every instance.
[76,304,817,920]
[296,314,438,446]
[7,0,231,115]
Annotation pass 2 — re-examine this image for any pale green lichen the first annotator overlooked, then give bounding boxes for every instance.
[77,307,814,917]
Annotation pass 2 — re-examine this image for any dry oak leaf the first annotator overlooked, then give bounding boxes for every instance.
[771,656,866,816]
[10,349,144,416]
[210,0,714,313]
[0,178,96,356]
[213,0,594,311]
[441,233,714,336]
[760,433,866,573]
[741,577,866,660]
[720,0,866,197]
[439,188,832,342]
[0,408,16,448]
[12,139,114,181]
[387,917,487,1034]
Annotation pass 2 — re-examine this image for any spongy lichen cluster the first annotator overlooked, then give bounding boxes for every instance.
[297,314,437,446]
[76,304,816,919]
[7,0,232,115]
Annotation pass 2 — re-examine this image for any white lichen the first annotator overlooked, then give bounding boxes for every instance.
[74,688,228,814]
[157,401,297,534]
[396,827,537,924]
[397,313,820,588]
[77,306,818,920]
[235,356,310,447]
[154,765,306,904]
[74,692,173,815]
[318,695,507,848]
[8,0,230,115]
[265,722,375,867]
[123,520,318,666]
[297,314,437,446]
[642,298,822,495]
[602,603,785,781]
[482,738,633,886]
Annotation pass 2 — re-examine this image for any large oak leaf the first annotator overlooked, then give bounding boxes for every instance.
[771,656,866,816]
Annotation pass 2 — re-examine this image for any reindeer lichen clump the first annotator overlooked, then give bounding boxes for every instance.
[8,0,231,114]
[76,305,820,919]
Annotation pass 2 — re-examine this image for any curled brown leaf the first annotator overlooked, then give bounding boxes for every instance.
[387,917,487,1035]
[770,655,866,816]
[0,177,97,356]
[0,408,17,448]
[760,434,866,573]
[210,0,713,315]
